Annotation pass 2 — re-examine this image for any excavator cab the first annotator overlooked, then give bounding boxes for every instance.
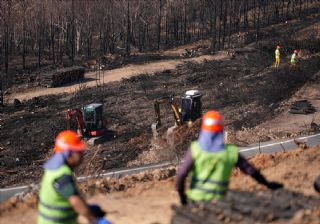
[82,103,104,132]
[66,103,107,144]
[81,103,106,137]
[181,90,202,122]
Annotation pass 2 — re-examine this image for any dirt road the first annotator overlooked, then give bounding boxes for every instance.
[10,54,227,102]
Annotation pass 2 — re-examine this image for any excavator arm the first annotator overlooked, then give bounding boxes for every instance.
[153,97,183,129]
[66,108,87,136]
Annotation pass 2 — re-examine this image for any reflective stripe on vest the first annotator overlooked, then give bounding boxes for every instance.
[191,187,227,195]
[38,211,77,223]
[38,165,77,224]
[186,142,238,202]
[39,200,75,211]
[191,176,229,187]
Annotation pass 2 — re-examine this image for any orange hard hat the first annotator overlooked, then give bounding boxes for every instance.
[201,111,224,133]
[54,130,86,153]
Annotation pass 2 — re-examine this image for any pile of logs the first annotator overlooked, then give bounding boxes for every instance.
[40,66,85,87]
[289,100,316,114]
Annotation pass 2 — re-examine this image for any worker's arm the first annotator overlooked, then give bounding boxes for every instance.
[176,149,194,205]
[236,154,283,190]
[53,175,98,224]
[69,195,98,223]
[314,176,320,193]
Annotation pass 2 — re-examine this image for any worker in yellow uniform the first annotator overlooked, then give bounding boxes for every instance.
[290,49,298,67]
[274,45,281,67]
[38,130,111,224]
[176,111,283,204]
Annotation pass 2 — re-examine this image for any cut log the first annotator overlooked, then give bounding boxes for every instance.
[40,66,85,88]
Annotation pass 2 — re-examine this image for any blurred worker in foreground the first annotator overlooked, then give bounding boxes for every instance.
[38,130,111,224]
[274,45,281,67]
[176,111,283,205]
[290,49,298,67]
[314,176,320,193]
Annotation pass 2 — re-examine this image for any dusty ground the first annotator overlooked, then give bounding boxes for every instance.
[1,146,319,224]
[1,5,320,187]
[8,54,223,102]
[1,3,320,224]
[235,70,320,144]
[1,40,320,187]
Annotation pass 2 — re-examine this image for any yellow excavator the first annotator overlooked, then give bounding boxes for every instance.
[151,90,202,138]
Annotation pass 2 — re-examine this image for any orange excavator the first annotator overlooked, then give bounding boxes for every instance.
[66,103,107,140]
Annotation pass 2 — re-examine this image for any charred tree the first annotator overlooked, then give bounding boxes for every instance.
[71,0,75,63]
[183,0,187,43]
[218,0,223,50]
[157,0,163,50]
[126,0,131,55]
[222,0,228,48]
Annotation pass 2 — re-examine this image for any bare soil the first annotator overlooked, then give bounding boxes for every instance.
[1,48,320,188]
[1,10,320,188]
[235,70,320,144]
[8,54,222,102]
[1,146,319,224]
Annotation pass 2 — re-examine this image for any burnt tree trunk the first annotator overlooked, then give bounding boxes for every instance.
[126,0,131,55]
[256,0,261,42]
[183,0,187,43]
[71,0,75,63]
[222,0,228,48]
[22,1,27,69]
[209,0,217,52]
[157,0,163,50]
[218,0,223,50]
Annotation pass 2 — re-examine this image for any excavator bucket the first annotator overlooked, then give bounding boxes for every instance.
[151,122,160,139]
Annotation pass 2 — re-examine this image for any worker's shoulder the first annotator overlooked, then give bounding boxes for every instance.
[225,144,238,151]
[53,174,78,199]
[190,141,201,155]
[47,165,73,178]
[59,164,73,173]
[190,139,201,147]
[54,174,74,186]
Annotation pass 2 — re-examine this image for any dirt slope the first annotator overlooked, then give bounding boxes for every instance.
[1,46,320,187]
[102,146,320,224]
[1,146,319,224]
[235,70,320,144]
[1,11,320,187]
